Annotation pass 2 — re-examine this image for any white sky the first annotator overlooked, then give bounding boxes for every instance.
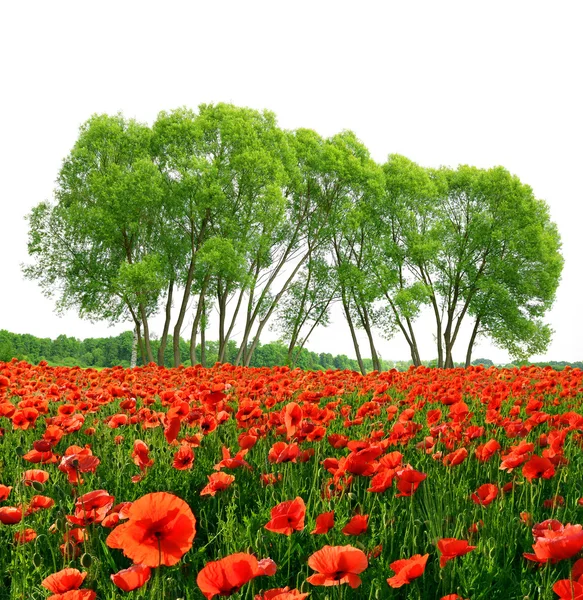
[1,1,582,364]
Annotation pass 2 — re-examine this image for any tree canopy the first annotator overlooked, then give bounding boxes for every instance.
[23,104,564,372]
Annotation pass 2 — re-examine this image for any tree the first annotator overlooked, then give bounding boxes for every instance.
[373,158,563,367]
[23,114,166,362]
[152,104,289,366]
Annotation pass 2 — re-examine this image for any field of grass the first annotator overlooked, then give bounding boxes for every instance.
[1,360,583,599]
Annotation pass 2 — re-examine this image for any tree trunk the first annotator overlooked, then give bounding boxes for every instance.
[189,274,211,365]
[359,302,381,372]
[136,322,146,366]
[157,279,174,367]
[200,297,207,368]
[243,253,309,366]
[138,303,154,364]
[465,316,481,368]
[173,257,196,367]
[220,285,246,363]
[130,326,138,368]
[383,291,421,366]
[341,292,366,375]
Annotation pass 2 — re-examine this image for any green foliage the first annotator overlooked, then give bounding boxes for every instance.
[23,104,564,370]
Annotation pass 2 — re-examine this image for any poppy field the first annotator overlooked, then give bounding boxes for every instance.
[1,361,583,599]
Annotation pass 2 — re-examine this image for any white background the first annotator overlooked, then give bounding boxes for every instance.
[1,1,581,364]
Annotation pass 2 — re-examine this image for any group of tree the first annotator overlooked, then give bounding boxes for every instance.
[0,329,397,372]
[3,330,580,373]
[23,104,564,373]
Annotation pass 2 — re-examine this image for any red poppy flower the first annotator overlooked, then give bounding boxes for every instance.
[268,442,299,464]
[132,440,154,471]
[238,432,258,450]
[327,434,349,449]
[67,490,114,525]
[14,528,37,544]
[0,506,22,524]
[197,552,275,599]
[41,568,87,594]
[173,443,195,470]
[368,469,395,493]
[282,402,303,438]
[387,554,429,588]
[214,446,252,470]
[471,483,498,506]
[342,514,369,536]
[475,439,501,462]
[23,469,50,485]
[265,497,306,535]
[553,580,583,600]
[395,467,426,497]
[200,472,235,497]
[437,538,476,567]
[26,494,55,515]
[442,448,468,467]
[311,511,335,535]
[306,545,368,588]
[522,455,555,482]
[0,484,12,501]
[106,492,196,567]
[164,415,181,444]
[111,564,152,592]
[553,559,583,599]
[525,523,583,563]
[261,473,282,486]
[544,495,565,509]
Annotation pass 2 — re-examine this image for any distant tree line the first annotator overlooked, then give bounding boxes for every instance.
[1,330,580,373]
[0,329,393,372]
[23,104,563,373]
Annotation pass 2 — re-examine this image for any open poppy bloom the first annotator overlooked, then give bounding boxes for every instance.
[214,447,252,471]
[341,514,369,536]
[23,469,50,486]
[387,553,429,588]
[265,497,306,535]
[471,483,498,506]
[132,440,154,471]
[522,455,555,482]
[395,467,426,497]
[201,472,235,497]
[437,538,476,567]
[268,442,299,464]
[311,511,335,535]
[41,568,87,594]
[0,506,23,524]
[442,448,468,467]
[106,492,196,567]
[172,443,195,470]
[282,402,303,438]
[553,558,583,599]
[524,523,583,563]
[197,552,275,599]
[111,564,152,592]
[306,545,368,588]
[68,489,114,525]
[0,484,12,501]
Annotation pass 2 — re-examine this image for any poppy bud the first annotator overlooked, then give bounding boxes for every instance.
[80,552,93,567]
[15,446,24,457]
[32,481,45,492]
[32,553,42,568]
